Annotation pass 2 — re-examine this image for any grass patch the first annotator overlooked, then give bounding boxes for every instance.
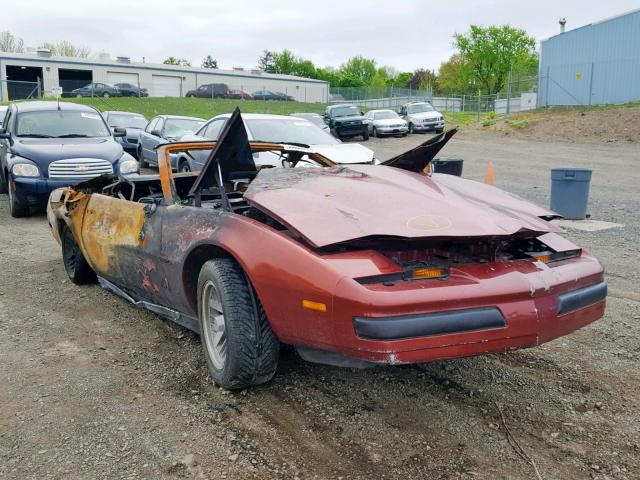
[444,111,487,128]
[41,97,328,119]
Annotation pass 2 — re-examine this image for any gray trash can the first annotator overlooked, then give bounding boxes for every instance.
[550,168,592,220]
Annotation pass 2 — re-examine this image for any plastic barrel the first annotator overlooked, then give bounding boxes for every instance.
[550,168,592,220]
[432,157,463,176]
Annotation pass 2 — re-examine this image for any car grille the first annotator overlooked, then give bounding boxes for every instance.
[391,124,404,128]
[48,158,114,179]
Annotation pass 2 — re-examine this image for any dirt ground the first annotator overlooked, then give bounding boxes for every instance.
[1,128,638,480]
[480,104,640,144]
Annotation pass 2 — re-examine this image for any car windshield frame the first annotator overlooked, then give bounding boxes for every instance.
[246,118,339,145]
[15,109,112,138]
[163,118,205,138]
[407,103,435,114]
[373,111,399,120]
[331,106,360,118]
[106,113,148,129]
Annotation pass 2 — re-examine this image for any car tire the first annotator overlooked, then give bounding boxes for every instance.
[7,179,29,218]
[61,226,96,285]
[197,258,280,390]
[362,130,369,141]
[137,146,148,167]
[0,170,7,194]
[408,123,414,134]
[178,159,191,173]
[372,127,378,138]
[103,92,110,98]
[76,94,82,98]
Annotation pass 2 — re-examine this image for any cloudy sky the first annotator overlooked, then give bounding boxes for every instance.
[4,0,639,71]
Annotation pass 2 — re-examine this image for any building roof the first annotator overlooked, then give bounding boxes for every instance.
[541,8,640,43]
[0,51,328,85]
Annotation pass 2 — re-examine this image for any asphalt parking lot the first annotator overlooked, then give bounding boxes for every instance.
[1,130,638,480]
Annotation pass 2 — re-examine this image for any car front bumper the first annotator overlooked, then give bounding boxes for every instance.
[335,124,367,136]
[413,120,445,131]
[287,253,606,365]
[375,125,409,135]
[12,176,96,207]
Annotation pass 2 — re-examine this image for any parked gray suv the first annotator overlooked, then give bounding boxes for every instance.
[399,102,444,134]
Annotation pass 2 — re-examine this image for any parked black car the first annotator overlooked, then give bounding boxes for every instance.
[114,83,149,97]
[185,83,230,98]
[0,101,139,217]
[252,90,294,101]
[70,83,122,98]
[323,104,369,140]
[102,110,149,157]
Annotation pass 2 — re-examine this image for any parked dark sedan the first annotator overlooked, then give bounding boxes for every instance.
[0,101,138,217]
[185,83,230,98]
[70,82,121,98]
[137,115,205,168]
[102,111,148,157]
[114,83,149,97]
[252,90,293,101]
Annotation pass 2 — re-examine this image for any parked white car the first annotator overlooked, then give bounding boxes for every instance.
[399,102,445,134]
[364,109,408,137]
[179,113,376,171]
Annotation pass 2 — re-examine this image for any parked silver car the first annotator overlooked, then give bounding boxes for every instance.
[179,113,376,171]
[399,102,444,134]
[364,109,408,137]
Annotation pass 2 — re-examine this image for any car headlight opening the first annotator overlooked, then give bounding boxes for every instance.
[12,163,40,177]
[119,158,139,175]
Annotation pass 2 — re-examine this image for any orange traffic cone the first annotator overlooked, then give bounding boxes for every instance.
[484,161,495,185]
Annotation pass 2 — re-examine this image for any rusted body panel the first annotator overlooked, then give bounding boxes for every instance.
[47,113,607,368]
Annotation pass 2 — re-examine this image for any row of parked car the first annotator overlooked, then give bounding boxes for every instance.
[184,83,295,101]
[67,82,149,98]
[0,98,444,217]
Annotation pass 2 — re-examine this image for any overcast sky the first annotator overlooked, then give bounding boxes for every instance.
[4,1,639,71]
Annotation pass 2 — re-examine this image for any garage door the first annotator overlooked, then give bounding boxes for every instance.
[106,71,139,86]
[152,75,182,97]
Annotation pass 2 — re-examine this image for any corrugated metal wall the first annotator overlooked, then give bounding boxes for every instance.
[538,9,640,106]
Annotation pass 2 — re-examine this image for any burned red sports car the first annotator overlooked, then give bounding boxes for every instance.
[47,109,607,389]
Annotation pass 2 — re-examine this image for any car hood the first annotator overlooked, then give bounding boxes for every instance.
[409,111,441,120]
[12,137,123,165]
[373,118,407,127]
[244,165,561,248]
[310,144,374,164]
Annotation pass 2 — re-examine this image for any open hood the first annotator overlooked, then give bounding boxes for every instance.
[244,164,561,248]
[188,108,256,196]
[381,128,457,172]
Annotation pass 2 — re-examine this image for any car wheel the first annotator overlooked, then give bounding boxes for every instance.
[408,123,414,134]
[7,179,29,218]
[61,226,96,284]
[137,146,148,167]
[76,94,83,98]
[362,130,369,141]
[178,159,191,173]
[197,258,280,390]
[103,92,110,98]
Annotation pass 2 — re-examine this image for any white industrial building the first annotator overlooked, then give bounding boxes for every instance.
[0,50,329,102]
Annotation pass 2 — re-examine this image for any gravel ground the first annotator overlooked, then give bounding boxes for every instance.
[1,130,638,480]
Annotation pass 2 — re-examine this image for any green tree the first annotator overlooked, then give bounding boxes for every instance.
[201,55,218,69]
[272,49,297,75]
[454,25,536,95]
[388,71,413,88]
[163,57,191,67]
[0,31,25,53]
[437,54,473,94]
[339,56,377,85]
[38,40,90,57]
